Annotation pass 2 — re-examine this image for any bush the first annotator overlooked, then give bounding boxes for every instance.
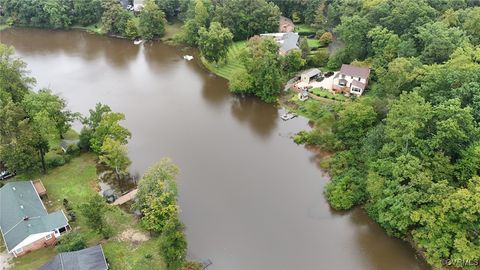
[311,49,329,67]
[78,127,92,151]
[182,261,203,270]
[325,169,366,210]
[55,232,87,253]
[319,32,333,46]
[66,144,80,156]
[45,152,66,168]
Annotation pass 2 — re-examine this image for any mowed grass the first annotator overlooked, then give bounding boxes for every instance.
[9,154,166,270]
[307,38,321,49]
[103,238,166,270]
[201,41,247,81]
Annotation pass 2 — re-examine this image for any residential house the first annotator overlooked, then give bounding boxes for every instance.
[0,181,70,257]
[332,64,371,96]
[260,32,300,55]
[40,245,109,270]
[300,68,321,83]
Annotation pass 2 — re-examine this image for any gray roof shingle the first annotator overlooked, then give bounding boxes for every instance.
[39,245,108,270]
[0,181,68,251]
[339,64,370,79]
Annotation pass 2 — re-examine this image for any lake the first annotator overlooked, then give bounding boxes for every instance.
[0,28,429,270]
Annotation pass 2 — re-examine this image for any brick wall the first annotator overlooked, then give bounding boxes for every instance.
[14,232,57,257]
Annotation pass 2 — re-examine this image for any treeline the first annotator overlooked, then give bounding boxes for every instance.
[0,0,168,40]
[0,44,74,174]
[292,0,480,268]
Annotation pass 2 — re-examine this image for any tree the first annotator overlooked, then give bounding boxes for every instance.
[159,216,187,270]
[198,22,233,63]
[176,0,210,46]
[298,37,310,59]
[22,89,74,138]
[0,101,44,173]
[139,0,166,40]
[90,112,131,154]
[125,18,139,40]
[311,49,329,67]
[99,138,131,182]
[416,21,467,64]
[55,232,87,253]
[462,7,480,45]
[333,100,377,148]
[318,32,333,47]
[367,26,401,66]
[133,158,180,233]
[214,0,281,40]
[101,0,132,35]
[0,44,35,103]
[229,37,283,103]
[281,50,305,76]
[43,0,72,29]
[80,194,112,238]
[334,15,371,61]
[73,0,103,26]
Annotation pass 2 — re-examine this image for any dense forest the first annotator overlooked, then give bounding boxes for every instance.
[1,0,480,268]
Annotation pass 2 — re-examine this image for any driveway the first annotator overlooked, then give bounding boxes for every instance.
[295,72,338,92]
[0,250,12,270]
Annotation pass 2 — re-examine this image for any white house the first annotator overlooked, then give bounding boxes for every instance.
[332,64,371,96]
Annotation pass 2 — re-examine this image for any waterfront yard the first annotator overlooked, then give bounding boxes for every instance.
[201,41,247,80]
[9,154,166,270]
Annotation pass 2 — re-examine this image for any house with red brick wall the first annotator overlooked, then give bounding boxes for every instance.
[0,181,70,257]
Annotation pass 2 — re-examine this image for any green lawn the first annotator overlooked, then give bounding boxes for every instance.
[162,21,182,42]
[201,41,247,81]
[0,24,10,31]
[311,87,347,101]
[296,24,316,35]
[9,154,166,270]
[307,38,321,49]
[72,23,104,35]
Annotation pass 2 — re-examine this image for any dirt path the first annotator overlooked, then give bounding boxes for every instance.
[280,16,295,33]
[0,251,12,270]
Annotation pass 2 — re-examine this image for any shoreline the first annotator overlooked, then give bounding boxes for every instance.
[1,25,435,269]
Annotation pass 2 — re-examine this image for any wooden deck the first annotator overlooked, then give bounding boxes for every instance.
[33,179,47,196]
[112,189,138,205]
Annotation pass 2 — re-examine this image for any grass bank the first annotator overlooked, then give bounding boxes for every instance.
[201,41,247,81]
[71,23,104,35]
[10,154,166,270]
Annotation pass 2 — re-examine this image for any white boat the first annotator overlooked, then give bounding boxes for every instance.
[281,112,297,121]
[183,55,194,61]
[133,39,143,45]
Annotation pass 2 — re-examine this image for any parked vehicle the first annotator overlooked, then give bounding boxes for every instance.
[324,71,334,77]
[0,170,16,180]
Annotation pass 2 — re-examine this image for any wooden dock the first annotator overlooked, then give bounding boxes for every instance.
[112,189,138,205]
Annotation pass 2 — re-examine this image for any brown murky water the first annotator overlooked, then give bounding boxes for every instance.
[1,28,429,270]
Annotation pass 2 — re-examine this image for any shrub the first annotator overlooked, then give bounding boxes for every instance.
[45,152,66,168]
[182,261,203,270]
[325,169,367,210]
[311,49,329,67]
[55,232,87,253]
[78,127,92,151]
[319,32,333,46]
[66,144,80,156]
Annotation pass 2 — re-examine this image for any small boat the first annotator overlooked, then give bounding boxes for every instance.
[183,55,194,61]
[133,39,143,45]
[281,112,297,121]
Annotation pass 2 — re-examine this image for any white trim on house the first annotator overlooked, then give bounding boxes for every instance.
[10,231,52,254]
[100,245,109,270]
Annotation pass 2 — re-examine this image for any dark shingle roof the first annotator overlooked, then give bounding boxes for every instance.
[339,64,370,79]
[351,80,366,89]
[39,245,108,270]
[0,181,68,251]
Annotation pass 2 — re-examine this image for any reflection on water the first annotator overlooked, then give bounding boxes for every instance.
[0,28,429,270]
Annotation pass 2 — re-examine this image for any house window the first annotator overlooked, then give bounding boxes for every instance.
[15,247,23,254]
[352,87,362,93]
[45,234,52,240]
[59,226,67,233]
